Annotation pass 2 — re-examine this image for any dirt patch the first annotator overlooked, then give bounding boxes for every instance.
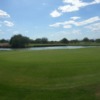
[95,85,100,99]
[0,43,10,48]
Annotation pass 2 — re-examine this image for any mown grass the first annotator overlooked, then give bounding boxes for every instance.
[0,47,100,100]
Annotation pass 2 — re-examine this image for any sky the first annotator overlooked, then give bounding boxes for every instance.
[0,0,100,40]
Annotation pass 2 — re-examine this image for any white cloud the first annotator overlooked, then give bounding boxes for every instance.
[85,22,100,32]
[49,21,74,29]
[59,0,90,13]
[0,9,14,27]
[96,0,100,3]
[50,0,100,17]
[92,0,100,4]
[58,5,79,13]
[50,20,76,28]
[63,20,76,25]
[75,16,100,26]
[50,10,62,17]
[0,10,10,18]
[50,18,75,28]
[4,21,14,27]
[49,22,61,27]
[71,16,80,20]
[50,16,100,29]
[63,25,72,28]
[63,0,90,7]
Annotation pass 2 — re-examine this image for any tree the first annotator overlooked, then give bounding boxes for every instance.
[0,39,9,43]
[41,38,48,43]
[10,34,30,48]
[60,38,69,44]
[82,37,89,42]
[35,38,42,43]
[70,39,79,44]
[95,39,100,43]
[89,39,95,43]
[34,37,48,44]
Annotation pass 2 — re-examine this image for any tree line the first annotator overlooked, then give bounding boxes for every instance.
[0,34,100,48]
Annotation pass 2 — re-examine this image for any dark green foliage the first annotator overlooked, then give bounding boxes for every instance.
[96,39,100,43]
[82,37,90,42]
[70,39,79,43]
[60,38,69,44]
[35,37,48,44]
[10,34,30,48]
[41,38,48,43]
[0,39,9,43]
[1,35,100,48]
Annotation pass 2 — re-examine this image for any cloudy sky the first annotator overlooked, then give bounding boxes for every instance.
[0,0,100,40]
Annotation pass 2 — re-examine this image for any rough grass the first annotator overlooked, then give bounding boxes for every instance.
[0,47,100,100]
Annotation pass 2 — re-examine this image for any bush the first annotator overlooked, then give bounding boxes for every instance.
[10,34,30,48]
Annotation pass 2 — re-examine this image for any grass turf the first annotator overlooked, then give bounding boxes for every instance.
[0,47,100,100]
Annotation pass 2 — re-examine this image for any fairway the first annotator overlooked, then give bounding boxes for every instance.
[0,47,100,100]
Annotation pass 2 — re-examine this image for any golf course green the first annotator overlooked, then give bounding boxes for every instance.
[0,47,100,100]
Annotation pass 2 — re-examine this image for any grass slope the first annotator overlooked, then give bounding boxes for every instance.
[0,47,100,100]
